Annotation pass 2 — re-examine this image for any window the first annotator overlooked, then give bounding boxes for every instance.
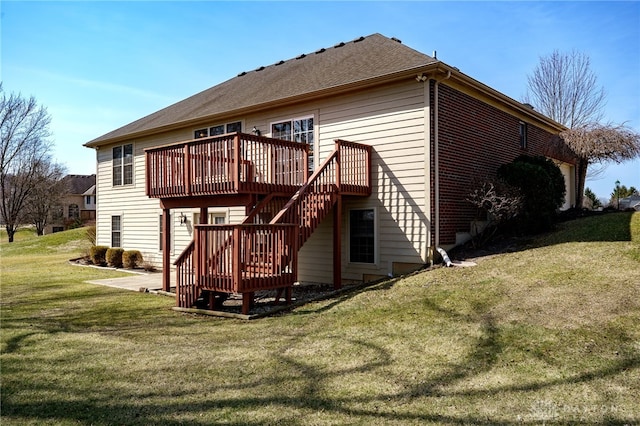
[519,122,528,149]
[349,209,375,263]
[52,226,64,233]
[85,195,93,205]
[111,215,122,248]
[272,116,314,170]
[194,121,242,139]
[68,204,79,219]
[113,144,133,186]
[193,212,226,224]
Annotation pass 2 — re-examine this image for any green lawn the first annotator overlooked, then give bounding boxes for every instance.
[1,215,639,425]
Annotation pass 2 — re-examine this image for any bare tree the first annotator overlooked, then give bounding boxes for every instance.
[23,160,68,236]
[526,51,640,208]
[1,84,54,242]
[524,50,606,129]
[558,123,640,207]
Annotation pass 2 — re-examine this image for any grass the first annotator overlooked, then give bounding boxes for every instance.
[1,214,639,425]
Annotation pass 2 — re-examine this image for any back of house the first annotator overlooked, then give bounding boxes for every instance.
[85,33,577,289]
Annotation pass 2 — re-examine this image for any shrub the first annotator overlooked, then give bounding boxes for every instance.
[466,179,523,247]
[122,250,143,269]
[106,248,124,268]
[90,245,108,266]
[85,225,96,246]
[141,252,157,272]
[498,155,565,233]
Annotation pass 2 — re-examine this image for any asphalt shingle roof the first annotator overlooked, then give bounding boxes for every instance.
[63,174,96,195]
[86,33,436,146]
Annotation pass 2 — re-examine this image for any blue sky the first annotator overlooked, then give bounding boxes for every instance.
[2,1,639,201]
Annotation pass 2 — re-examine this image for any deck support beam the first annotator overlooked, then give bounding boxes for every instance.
[333,195,342,289]
[162,208,171,292]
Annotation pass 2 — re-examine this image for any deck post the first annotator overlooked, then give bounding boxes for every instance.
[162,207,171,292]
[233,134,241,191]
[184,144,191,196]
[333,195,342,290]
[199,207,208,224]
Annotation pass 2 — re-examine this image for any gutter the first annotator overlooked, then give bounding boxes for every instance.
[432,69,451,249]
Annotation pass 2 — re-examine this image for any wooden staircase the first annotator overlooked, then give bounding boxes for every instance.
[174,139,371,314]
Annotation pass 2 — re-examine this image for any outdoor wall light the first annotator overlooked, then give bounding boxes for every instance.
[252,126,261,136]
[179,212,188,225]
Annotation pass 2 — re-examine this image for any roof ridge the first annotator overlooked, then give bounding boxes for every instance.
[236,33,398,78]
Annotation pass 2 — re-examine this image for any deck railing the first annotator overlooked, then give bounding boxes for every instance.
[191,223,298,294]
[271,140,372,244]
[171,139,371,312]
[146,132,309,198]
[175,240,197,308]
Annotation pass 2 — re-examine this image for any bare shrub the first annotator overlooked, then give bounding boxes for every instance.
[467,179,523,247]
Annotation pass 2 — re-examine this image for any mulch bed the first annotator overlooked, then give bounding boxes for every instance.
[175,282,366,319]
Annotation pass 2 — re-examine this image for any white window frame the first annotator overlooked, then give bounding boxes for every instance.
[348,207,377,264]
[194,121,243,139]
[111,215,122,248]
[270,115,315,171]
[112,143,134,186]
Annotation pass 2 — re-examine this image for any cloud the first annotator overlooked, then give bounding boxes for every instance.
[12,66,174,103]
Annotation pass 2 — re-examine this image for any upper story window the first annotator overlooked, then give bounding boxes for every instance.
[113,144,133,186]
[194,121,242,139]
[271,116,314,170]
[519,122,528,149]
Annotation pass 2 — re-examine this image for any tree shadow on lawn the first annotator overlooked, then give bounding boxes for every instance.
[3,297,638,425]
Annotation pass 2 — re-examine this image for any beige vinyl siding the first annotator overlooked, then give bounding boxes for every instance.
[94,78,430,280]
[321,82,428,281]
[284,80,429,283]
[96,128,257,268]
[297,214,334,283]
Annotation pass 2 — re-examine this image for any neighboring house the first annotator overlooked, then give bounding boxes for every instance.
[619,195,640,211]
[46,174,96,234]
[84,34,577,313]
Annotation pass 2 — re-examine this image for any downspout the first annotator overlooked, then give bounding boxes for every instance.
[433,70,451,250]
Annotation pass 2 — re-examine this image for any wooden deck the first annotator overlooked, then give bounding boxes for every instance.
[149,134,372,314]
[146,132,309,198]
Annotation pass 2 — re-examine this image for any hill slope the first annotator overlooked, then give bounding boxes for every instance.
[1,214,639,425]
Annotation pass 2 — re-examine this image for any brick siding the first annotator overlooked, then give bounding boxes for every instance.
[434,83,573,245]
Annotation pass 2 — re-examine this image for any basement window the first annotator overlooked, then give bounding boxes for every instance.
[111,215,122,248]
[349,208,376,264]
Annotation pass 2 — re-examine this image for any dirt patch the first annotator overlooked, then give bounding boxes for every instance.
[185,282,364,319]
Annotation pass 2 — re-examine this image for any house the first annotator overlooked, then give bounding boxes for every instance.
[46,174,96,234]
[619,195,640,211]
[84,34,577,313]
